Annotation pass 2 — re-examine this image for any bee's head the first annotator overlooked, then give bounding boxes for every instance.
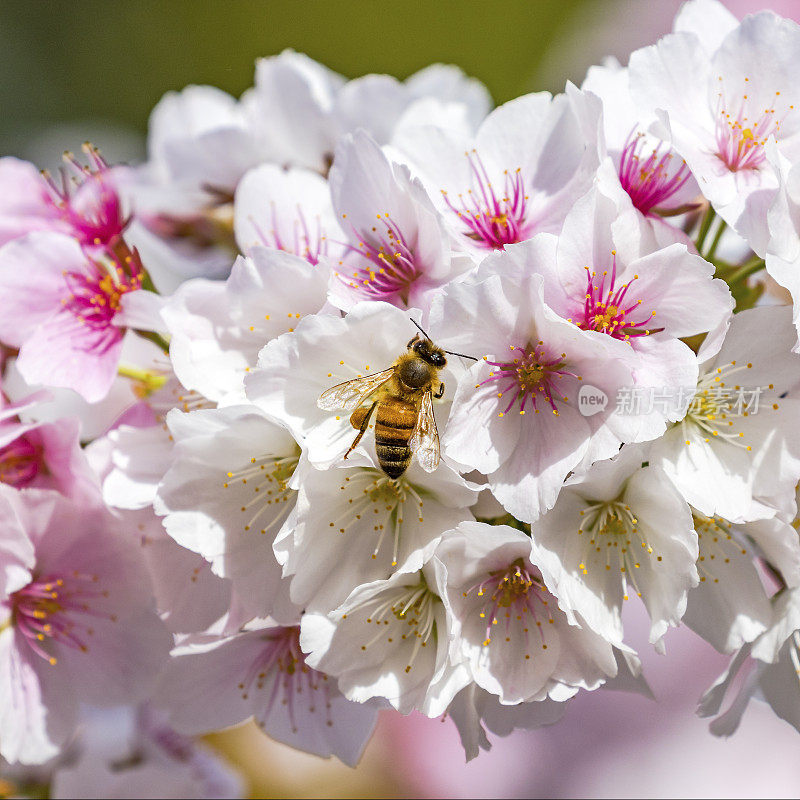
[410,335,447,368]
[406,319,477,368]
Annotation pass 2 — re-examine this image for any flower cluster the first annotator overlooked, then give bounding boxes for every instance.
[3,0,800,784]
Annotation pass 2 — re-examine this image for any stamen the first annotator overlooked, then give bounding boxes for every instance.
[577,500,654,588]
[479,342,578,417]
[463,559,552,657]
[350,579,438,673]
[714,80,788,172]
[579,252,659,341]
[239,627,333,733]
[328,470,424,569]
[0,435,41,487]
[618,128,691,215]
[683,361,767,450]
[442,150,532,250]
[249,203,327,266]
[7,571,110,665]
[334,213,421,305]
[225,452,300,535]
[693,513,748,585]
[62,249,144,346]
[42,143,127,248]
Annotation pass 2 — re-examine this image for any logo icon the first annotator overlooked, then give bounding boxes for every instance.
[577,384,608,417]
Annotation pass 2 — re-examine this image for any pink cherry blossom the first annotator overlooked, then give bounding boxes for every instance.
[578,64,699,249]
[0,232,156,402]
[629,11,800,254]
[393,89,599,254]
[326,131,473,312]
[0,391,100,502]
[0,488,171,764]
[428,251,634,522]
[0,146,127,252]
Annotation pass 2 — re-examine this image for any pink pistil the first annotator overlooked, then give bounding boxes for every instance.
[0,435,40,488]
[41,144,127,249]
[618,129,692,214]
[579,253,658,341]
[465,560,552,648]
[239,626,332,734]
[481,344,578,417]
[442,150,533,250]
[8,572,107,665]
[338,214,420,304]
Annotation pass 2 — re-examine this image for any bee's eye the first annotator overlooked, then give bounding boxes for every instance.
[431,352,446,367]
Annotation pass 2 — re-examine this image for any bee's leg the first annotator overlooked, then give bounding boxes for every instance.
[433,382,445,399]
[345,401,378,459]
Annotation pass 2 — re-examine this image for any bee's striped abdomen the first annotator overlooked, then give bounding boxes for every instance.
[375,398,417,478]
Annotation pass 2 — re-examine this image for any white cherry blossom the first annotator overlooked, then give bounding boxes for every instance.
[428,250,635,522]
[629,12,800,254]
[246,300,464,471]
[699,587,800,736]
[447,683,567,761]
[156,619,379,767]
[247,52,491,174]
[275,451,478,612]
[154,405,300,623]
[479,172,732,443]
[8,8,800,768]
[580,63,699,247]
[326,131,472,312]
[163,247,331,403]
[392,89,599,254]
[765,142,800,352]
[436,522,620,703]
[681,510,800,653]
[530,444,698,650]
[51,706,244,799]
[86,428,231,635]
[649,305,800,522]
[233,163,342,261]
[673,0,738,55]
[125,83,266,286]
[301,563,470,716]
[0,488,171,764]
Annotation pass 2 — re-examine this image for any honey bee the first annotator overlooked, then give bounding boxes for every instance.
[318,321,476,479]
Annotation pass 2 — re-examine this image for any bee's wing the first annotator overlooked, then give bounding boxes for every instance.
[317,368,395,411]
[409,388,440,472]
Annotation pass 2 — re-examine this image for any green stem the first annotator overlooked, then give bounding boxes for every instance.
[135,329,171,354]
[705,218,727,262]
[475,513,531,536]
[695,204,716,253]
[727,257,765,286]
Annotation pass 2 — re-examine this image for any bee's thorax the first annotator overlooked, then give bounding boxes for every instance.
[397,355,435,390]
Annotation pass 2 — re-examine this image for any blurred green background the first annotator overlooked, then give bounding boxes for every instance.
[0,0,673,164]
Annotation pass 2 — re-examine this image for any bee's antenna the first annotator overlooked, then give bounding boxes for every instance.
[409,317,478,361]
[444,349,479,362]
[410,318,430,339]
